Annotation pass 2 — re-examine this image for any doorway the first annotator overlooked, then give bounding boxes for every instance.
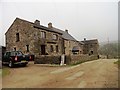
[41,45,46,55]
[91,51,93,54]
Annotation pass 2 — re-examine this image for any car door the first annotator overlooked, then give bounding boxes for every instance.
[3,52,11,62]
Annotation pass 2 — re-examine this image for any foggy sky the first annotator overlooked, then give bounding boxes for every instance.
[0,0,118,46]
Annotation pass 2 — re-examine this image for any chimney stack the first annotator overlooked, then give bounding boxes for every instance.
[65,29,68,33]
[34,20,40,26]
[48,22,52,28]
[84,38,86,41]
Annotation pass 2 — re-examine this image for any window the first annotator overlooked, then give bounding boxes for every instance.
[91,51,93,54]
[41,31,46,38]
[90,44,93,47]
[14,47,16,51]
[26,45,29,52]
[80,51,82,54]
[53,34,58,40]
[10,52,15,56]
[41,45,46,55]
[50,45,53,52]
[56,45,58,52]
[16,33,20,42]
[5,52,10,56]
[16,51,23,55]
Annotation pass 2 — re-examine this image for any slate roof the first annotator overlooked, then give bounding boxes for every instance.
[7,18,78,41]
[79,41,84,45]
[50,27,77,41]
[19,18,77,41]
[72,46,80,52]
[33,24,62,35]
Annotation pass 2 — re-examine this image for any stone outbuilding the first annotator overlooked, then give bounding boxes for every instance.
[81,38,99,55]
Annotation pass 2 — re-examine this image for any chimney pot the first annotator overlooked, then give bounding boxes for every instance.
[84,38,86,41]
[48,22,52,28]
[65,29,68,33]
[34,20,40,26]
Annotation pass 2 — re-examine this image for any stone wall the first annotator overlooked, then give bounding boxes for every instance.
[5,18,36,54]
[68,54,99,65]
[5,18,63,57]
[34,54,99,65]
[34,55,61,64]
[64,40,83,55]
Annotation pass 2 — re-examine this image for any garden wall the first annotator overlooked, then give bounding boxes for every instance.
[34,54,99,65]
[66,54,99,65]
[34,55,61,64]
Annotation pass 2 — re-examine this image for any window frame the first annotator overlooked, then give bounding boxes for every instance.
[56,45,59,52]
[50,45,54,52]
[16,33,20,42]
[52,34,58,40]
[40,31,46,38]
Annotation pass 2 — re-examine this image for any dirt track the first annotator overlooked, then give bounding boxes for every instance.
[2,59,118,88]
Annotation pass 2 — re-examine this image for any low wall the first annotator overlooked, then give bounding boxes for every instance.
[34,54,99,65]
[68,54,98,65]
[34,55,61,64]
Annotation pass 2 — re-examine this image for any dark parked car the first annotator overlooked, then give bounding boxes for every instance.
[2,51,31,67]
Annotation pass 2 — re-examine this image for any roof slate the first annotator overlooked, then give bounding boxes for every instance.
[50,27,77,41]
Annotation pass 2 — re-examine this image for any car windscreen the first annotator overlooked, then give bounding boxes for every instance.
[11,51,24,56]
[16,51,23,55]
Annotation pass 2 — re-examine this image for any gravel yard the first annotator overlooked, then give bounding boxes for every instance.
[2,59,118,88]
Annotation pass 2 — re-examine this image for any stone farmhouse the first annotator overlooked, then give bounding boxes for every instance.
[5,18,99,60]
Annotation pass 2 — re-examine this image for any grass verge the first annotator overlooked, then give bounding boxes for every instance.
[0,69,2,77]
[114,60,120,68]
[2,68,10,77]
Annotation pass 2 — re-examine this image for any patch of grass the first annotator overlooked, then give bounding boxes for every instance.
[114,60,120,68]
[0,69,2,76]
[69,61,84,66]
[2,68,10,77]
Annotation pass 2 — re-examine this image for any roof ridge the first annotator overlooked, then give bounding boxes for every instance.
[16,17,34,24]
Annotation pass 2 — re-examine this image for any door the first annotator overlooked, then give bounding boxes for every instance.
[41,45,45,55]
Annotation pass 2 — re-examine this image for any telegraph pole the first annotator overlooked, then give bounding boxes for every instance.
[107,37,109,59]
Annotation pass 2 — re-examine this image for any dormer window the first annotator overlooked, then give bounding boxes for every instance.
[16,33,19,42]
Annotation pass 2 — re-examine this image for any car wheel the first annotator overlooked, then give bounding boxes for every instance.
[9,61,13,68]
